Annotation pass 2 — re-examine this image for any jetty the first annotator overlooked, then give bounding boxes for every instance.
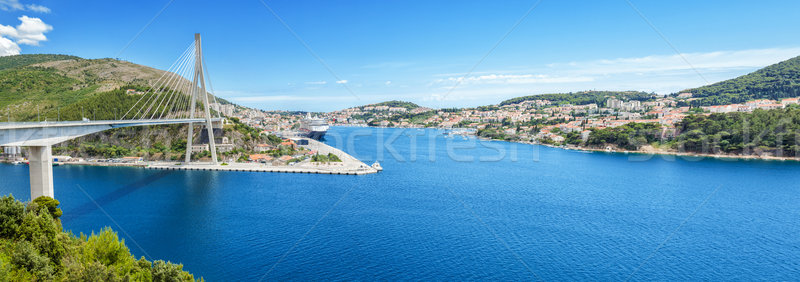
[147,137,378,175]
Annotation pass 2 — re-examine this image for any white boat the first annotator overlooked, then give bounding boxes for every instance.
[299,113,329,140]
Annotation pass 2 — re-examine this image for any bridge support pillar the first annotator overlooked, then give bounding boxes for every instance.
[28,146,54,199]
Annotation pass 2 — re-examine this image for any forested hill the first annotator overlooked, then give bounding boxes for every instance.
[677,55,800,106]
[499,91,656,106]
[0,54,228,122]
[368,100,420,109]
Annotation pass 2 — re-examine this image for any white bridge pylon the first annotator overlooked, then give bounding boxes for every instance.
[0,33,222,199]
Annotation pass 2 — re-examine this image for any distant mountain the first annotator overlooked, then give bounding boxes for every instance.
[0,54,229,121]
[677,55,800,106]
[500,90,656,106]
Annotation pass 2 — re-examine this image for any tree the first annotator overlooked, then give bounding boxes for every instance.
[31,197,62,220]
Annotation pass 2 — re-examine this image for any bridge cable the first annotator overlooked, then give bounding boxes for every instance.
[201,53,222,119]
[160,53,195,120]
[124,43,193,120]
[141,45,195,119]
[121,42,193,120]
[152,48,195,120]
[144,46,194,119]
[138,44,194,119]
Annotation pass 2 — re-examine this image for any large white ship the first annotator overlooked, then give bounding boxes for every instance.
[299,113,329,140]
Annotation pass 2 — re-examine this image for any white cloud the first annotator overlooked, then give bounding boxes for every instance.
[0,0,49,13]
[418,47,800,107]
[431,47,800,94]
[548,47,800,76]
[25,4,48,13]
[385,81,392,85]
[232,95,357,102]
[0,0,23,11]
[335,79,348,84]
[0,36,20,56]
[435,74,595,85]
[0,16,52,46]
[304,81,327,85]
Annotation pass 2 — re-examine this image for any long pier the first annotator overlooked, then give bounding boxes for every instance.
[146,162,376,175]
[147,137,378,175]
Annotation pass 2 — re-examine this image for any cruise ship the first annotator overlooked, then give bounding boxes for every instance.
[299,113,329,140]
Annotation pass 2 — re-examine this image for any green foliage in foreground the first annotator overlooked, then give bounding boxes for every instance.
[0,195,199,281]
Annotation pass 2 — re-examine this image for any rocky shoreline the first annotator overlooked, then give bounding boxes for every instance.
[470,135,800,162]
[551,143,800,162]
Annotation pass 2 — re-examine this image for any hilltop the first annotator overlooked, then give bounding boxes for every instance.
[0,54,233,121]
[0,54,80,71]
[677,55,800,106]
[365,100,420,110]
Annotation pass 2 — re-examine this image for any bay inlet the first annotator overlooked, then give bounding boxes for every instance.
[1,126,799,280]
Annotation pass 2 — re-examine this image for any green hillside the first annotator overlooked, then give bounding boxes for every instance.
[0,54,79,71]
[677,55,800,106]
[0,54,219,122]
[500,90,656,106]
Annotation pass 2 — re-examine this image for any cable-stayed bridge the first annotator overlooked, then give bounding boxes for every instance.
[0,34,223,200]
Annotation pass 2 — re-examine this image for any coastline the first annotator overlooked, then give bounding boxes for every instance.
[539,142,800,162]
[336,125,800,162]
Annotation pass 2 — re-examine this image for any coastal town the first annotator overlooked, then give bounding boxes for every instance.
[321,93,800,148]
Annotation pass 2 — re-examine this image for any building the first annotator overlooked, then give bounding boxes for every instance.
[255,144,275,152]
[215,143,235,153]
[248,154,273,163]
[607,98,623,109]
[2,146,21,158]
[280,139,296,148]
[781,97,799,105]
[191,144,209,153]
[757,103,784,110]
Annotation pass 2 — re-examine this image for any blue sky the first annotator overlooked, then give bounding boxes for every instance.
[2,0,800,111]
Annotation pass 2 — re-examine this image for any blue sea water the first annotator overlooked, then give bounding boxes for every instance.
[2,126,800,280]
